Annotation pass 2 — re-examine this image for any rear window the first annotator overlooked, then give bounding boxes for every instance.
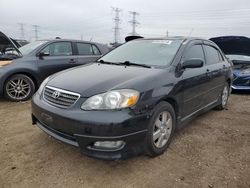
[76,43,101,55]
[204,45,221,64]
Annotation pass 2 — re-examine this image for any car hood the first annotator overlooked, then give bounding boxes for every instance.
[210,36,250,56]
[0,31,22,60]
[48,63,165,97]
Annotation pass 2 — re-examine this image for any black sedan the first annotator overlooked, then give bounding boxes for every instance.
[0,35,109,101]
[31,37,233,160]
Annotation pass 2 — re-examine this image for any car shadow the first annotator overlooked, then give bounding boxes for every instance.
[232,89,250,95]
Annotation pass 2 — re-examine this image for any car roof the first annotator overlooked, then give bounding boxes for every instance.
[130,36,211,43]
[37,39,104,45]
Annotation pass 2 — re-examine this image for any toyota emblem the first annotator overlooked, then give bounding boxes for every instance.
[52,91,61,99]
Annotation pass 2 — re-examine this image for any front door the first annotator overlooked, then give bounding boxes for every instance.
[37,41,77,80]
[180,42,208,118]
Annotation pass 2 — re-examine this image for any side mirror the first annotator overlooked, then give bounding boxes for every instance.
[38,52,50,59]
[182,58,204,69]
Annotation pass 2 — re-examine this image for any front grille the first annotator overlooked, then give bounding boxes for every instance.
[43,86,80,108]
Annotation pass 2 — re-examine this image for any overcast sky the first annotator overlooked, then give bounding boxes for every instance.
[1,0,250,44]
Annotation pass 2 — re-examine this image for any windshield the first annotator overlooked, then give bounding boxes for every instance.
[19,40,48,55]
[100,39,183,67]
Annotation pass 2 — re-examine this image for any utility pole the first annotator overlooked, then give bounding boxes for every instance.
[32,25,39,40]
[166,30,169,37]
[111,7,122,44]
[128,11,139,36]
[18,23,25,39]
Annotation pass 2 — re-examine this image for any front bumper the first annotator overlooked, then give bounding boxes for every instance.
[232,73,250,90]
[31,93,150,160]
[232,85,250,90]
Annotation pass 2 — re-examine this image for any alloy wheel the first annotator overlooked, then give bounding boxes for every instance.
[6,78,31,100]
[153,111,173,148]
[221,86,229,107]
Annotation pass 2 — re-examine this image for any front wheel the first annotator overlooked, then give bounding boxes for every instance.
[146,102,176,157]
[215,83,230,110]
[4,74,35,101]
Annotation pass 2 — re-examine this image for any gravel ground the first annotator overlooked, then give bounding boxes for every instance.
[0,92,249,188]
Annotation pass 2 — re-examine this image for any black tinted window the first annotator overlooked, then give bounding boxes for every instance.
[183,45,204,61]
[41,42,72,56]
[204,45,220,64]
[77,43,93,55]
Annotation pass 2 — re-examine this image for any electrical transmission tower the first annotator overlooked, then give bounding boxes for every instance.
[18,23,25,39]
[111,7,122,44]
[166,30,169,37]
[128,11,139,36]
[32,25,39,40]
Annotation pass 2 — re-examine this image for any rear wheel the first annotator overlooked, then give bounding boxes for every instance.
[4,74,35,101]
[146,102,176,157]
[215,83,230,110]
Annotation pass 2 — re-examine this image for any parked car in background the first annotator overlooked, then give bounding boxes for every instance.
[0,37,110,101]
[11,39,29,48]
[0,31,22,60]
[210,36,250,90]
[32,37,233,160]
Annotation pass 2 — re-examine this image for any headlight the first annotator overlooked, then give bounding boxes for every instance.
[81,89,139,110]
[37,77,50,95]
[241,69,250,75]
[0,61,12,67]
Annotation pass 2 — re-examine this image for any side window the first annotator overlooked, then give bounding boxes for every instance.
[76,43,93,55]
[92,45,101,55]
[40,42,72,56]
[204,45,221,64]
[182,44,205,62]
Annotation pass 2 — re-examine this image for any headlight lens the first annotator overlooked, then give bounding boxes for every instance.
[37,77,50,95]
[0,61,12,67]
[241,69,250,75]
[81,89,139,110]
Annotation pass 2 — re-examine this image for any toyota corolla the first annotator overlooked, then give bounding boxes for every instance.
[31,37,233,160]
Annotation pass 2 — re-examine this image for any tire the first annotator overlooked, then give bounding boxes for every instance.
[215,83,230,110]
[146,101,176,157]
[4,74,35,102]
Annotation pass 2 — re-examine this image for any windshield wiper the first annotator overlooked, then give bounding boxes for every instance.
[98,60,151,68]
[97,59,116,65]
[116,61,151,68]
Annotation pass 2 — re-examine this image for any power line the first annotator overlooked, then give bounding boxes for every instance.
[111,7,122,44]
[129,11,140,36]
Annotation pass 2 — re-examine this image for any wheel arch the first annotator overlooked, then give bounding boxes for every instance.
[162,97,179,119]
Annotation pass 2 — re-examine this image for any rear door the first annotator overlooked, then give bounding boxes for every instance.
[37,41,78,80]
[75,42,102,64]
[180,41,208,118]
[202,43,226,105]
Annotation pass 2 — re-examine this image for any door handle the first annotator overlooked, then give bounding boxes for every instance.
[206,69,210,72]
[69,59,76,63]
